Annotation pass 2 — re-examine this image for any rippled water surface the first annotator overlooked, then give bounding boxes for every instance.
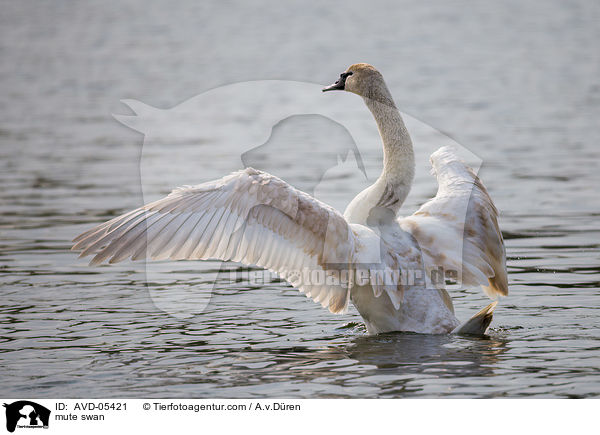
[1,0,599,398]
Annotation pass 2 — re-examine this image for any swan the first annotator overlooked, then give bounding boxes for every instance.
[72,63,508,335]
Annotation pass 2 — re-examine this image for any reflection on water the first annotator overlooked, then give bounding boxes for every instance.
[1,0,600,398]
[347,333,507,376]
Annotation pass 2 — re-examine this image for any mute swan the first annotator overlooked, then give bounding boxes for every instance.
[72,63,508,335]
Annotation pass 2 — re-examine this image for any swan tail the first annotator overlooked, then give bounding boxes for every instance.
[452,301,497,336]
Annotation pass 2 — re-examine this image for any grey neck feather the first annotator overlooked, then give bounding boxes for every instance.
[363,88,415,213]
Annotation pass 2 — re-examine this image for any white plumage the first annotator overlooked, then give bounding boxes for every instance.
[73,63,508,335]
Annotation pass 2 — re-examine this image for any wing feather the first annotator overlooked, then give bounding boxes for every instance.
[73,168,357,313]
[399,146,508,298]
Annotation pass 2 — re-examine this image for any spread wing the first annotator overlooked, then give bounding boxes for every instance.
[72,168,357,313]
[399,146,508,298]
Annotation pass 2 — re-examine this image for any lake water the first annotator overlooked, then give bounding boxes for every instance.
[1,0,599,398]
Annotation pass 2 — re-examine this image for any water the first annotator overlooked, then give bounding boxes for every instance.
[1,0,599,398]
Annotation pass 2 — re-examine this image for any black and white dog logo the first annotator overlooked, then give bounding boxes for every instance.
[3,401,50,433]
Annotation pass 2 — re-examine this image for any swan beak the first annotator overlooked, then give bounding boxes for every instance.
[322,82,344,92]
[322,71,353,92]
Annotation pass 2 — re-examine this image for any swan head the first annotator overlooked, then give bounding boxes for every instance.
[323,63,394,106]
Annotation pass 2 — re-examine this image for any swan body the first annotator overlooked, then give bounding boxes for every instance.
[73,63,508,335]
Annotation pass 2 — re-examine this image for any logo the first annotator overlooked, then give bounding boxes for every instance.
[3,401,50,433]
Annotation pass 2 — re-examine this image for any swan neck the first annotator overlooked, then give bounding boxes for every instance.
[363,94,415,208]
